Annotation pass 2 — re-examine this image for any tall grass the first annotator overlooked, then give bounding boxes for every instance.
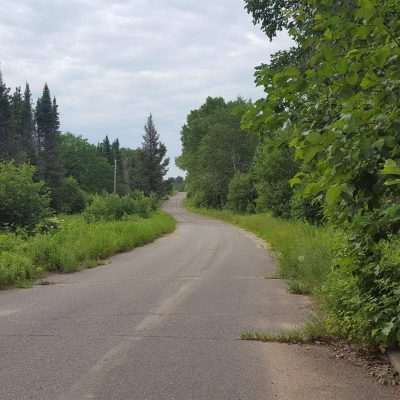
[187,204,342,295]
[0,211,175,288]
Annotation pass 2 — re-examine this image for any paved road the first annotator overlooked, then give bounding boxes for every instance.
[0,193,398,399]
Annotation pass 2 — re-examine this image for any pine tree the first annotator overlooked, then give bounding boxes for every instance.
[111,138,126,193]
[140,114,169,196]
[10,86,23,161]
[35,84,64,210]
[100,135,113,164]
[21,83,36,163]
[0,71,13,161]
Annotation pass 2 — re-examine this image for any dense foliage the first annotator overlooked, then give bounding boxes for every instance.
[241,0,400,348]
[178,97,258,208]
[0,73,173,216]
[0,163,50,231]
[84,192,157,222]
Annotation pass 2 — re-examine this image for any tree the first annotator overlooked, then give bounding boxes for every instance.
[0,162,50,231]
[59,133,114,193]
[0,72,13,161]
[227,173,256,213]
[138,114,169,196]
[58,177,86,214]
[111,138,127,194]
[179,97,258,208]
[21,84,36,163]
[35,84,64,211]
[99,135,113,164]
[252,138,298,218]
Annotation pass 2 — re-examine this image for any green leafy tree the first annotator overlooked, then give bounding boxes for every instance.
[58,177,86,214]
[0,162,50,230]
[179,97,258,208]
[227,173,256,213]
[59,133,114,193]
[253,138,297,218]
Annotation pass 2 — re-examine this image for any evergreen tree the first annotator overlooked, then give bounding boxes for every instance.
[21,83,36,163]
[99,135,113,164]
[140,114,169,196]
[10,86,23,161]
[35,84,64,210]
[111,138,126,193]
[0,72,13,161]
[10,87,25,163]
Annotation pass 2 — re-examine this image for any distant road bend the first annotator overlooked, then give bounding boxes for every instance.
[0,193,397,399]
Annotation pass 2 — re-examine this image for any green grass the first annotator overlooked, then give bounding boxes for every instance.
[0,211,176,288]
[186,203,342,296]
[241,318,331,344]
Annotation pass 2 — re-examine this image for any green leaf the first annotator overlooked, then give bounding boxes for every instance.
[373,46,392,68]
[360,72,379,89]
[381,160,400,176]
[384,179,400,186]
[326,185,343,208]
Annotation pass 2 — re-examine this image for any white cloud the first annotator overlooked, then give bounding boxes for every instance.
[0,0,293,176]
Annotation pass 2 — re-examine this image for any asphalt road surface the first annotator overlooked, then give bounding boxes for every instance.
[0,193,398,399]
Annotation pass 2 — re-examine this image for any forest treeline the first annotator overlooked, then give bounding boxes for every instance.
[180,0,400,348]
[0,73,173,217]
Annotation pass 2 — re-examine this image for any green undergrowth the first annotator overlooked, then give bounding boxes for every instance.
[186,202,343,296]
[0,211,176,288]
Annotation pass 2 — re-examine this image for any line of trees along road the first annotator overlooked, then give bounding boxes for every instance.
[0,73,170,215]
[179,1,400,349]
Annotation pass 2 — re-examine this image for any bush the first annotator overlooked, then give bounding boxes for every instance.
[83,192,155,222]
[0,162,51,231]
[321,236,400,348]
[59,177,87,214]
[227,173,256,213]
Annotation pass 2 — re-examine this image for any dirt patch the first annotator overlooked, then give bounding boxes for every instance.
[326,341,400,387]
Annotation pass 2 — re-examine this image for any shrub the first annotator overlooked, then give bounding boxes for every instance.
[321,236,400,347]
[227,173,256,213]
[59,177,87,214]
[0,252,36,288]
[83,192,155,222]
[0,162,50,231]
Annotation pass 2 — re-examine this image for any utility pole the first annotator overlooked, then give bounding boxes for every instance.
[114,159,117,194]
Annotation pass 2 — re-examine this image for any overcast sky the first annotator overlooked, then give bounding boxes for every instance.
[0,0,292,176]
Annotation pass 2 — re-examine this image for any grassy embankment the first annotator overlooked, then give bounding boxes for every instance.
[0,211,176,288]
